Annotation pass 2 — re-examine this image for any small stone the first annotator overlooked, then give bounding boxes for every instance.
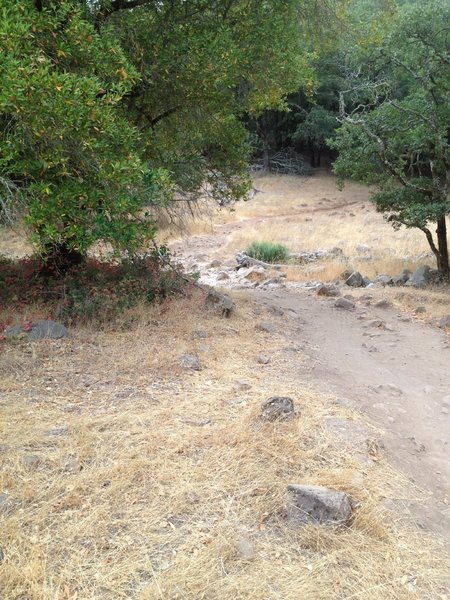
[374,299,391,308]
[258,353,271,365]
[0,493,16,515]
[334,298,355,310]
[437,314,450,329]
[317,284,340,297]
[267,305,284,316]
[261,396,294,421]
[414,306,426,314]
[209,259,222,268]
[22,454,41,469]
[217,271,231,281]
[356,244,370,253]
[286,484,352,525]
[237,537,255,561]
[45,426,68,437]
[255,321,276,334]
[61,457,80,473]
[179,355,202,371]
[194,329,208,339]
[203,288,234,317]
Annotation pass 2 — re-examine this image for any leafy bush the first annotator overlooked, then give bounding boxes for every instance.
[0,252,190,328]
[246,241,289,263]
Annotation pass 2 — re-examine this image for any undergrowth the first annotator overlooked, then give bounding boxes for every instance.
[0,251,190,331]
[246,240,289,263]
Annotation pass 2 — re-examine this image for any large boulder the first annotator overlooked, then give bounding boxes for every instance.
[405,265,431,288]
[286,484,352,525]
[4,320,68,341]
[392,269,412,286]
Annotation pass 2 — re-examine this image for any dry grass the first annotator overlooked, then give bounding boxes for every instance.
[1,293,449,599]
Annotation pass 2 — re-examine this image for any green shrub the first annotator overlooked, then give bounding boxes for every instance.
[246,241,289,263]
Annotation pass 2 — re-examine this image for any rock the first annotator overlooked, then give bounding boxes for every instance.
[45,426,68,436]
[4,320,68,341]
[375,274,393,286]
[257,353,271,365]
[261,396,295,421]
[240,266,267,282]
[237,537,255,561]
[194,329,208,338]
[362,276,372,286]
[317,284,340,297]
[179,354,202,371]
[0,493,16,515]
[334,298,355,310]
[61,457,80,473]
[209,259,222,268]
[405,265,431,288]
[437,314,450,329]
[392,269,412,285]
[235,252,268,269]
[22,454,42,469]
[286,484,352,525]
[262,276,283,285]
[340,268,354,281]
[203,287,234,317]
[414,306,426,314]
[267,305,284,316]
[217,271,230,281]
[255,321,276,334]
[356,244,370,253]
[374,299,391,308]
[345,271,364,287]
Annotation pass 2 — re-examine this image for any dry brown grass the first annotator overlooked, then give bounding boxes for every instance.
[1,293,449,599]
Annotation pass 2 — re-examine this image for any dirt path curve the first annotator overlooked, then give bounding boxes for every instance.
[251,286,450,539]
[170,181,449,541]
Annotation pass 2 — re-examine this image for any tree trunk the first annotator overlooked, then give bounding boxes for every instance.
[309,141,316,168]
[263,145,270,172]
[436,216,449,278]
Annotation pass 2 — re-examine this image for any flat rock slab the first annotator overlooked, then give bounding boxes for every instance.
[5,320,68,341]
[286,484,352,525]
[334,298,355,310]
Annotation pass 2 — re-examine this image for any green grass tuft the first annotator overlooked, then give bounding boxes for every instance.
[246,241,289,263]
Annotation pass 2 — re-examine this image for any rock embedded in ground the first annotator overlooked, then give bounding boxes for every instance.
[286,484,352,526]
[345,271,364,287]
[22,454,42,469]
[405,265,431,288]
[4,320,68,341]
[340,268,354,281]
[356,244,371,254]
[209,259,222,268]
[414,306,426,314]
[216,271,230,281]
[437,314,450,329]
[261,396,294,421]
[257,353,271,365]
[179,354,202,371]
[334,297,355,310]
[203,287,234,317]
[237,537,255,561]
[194,329,208,338]
[375,274,393,286]
[392,269,412,285]
[317,284,340,297]
[255,321,276,334]
[374,299,391,308]
[235,252,269,269]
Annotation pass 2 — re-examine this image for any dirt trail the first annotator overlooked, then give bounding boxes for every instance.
[170,177,450,542]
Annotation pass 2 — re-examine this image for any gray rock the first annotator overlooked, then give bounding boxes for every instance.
[334,298,355,310]
[235,252,269,269]
[414,306,426,314]
[405,265,431,288]
[375,274,393,285]
[45,426,68,437]
[392,269,412,285]
[261,396,294,421]
[240,266,267,282]
[340,268,354,281]
[203,287,234,317]
[255,321,276,334]
[286,484,352,525]
[4,320,68,341]
[22,454,42,469]
[209,259,222,268]
[362,276,372,286]
[0,493,16,515]
[317,284,340,297]
[179,355,202,371]
[345,271,364,287]
[194,329,208,338]
[437,314,450,329]
[374,299,391,308]
[257,353,271,365]
[216,271,230,281]
[267,305,284,316]
[356,244,370,253]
